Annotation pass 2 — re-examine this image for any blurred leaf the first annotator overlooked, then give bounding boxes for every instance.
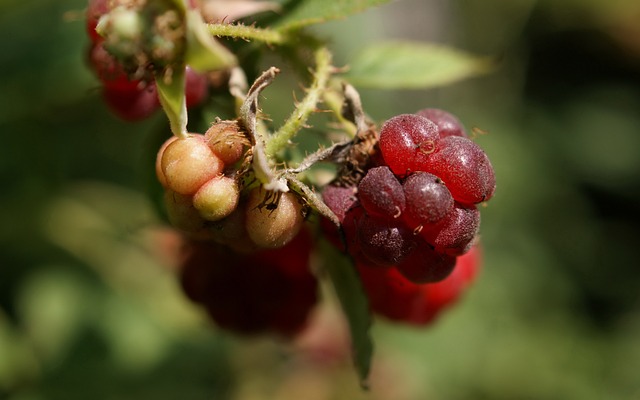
[17,268,94,364]
[0,311,39,391]
[344,41,492,89]
[274,0,391,31]
[320,240,373,388]
[156,68,188,137]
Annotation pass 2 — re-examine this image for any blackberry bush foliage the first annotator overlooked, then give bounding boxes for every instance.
[85,0,495,387]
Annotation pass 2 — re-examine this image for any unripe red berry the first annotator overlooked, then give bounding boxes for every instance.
[159,134,224,195]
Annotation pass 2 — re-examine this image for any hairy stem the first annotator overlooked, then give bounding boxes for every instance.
[266,47,333,156]
[208,23,286,45]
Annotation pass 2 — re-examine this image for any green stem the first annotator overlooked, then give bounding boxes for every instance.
[323,86,357,138]
[265,47,332,156]
[207,23,286,45]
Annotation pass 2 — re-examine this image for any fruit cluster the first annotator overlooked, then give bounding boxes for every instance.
[155,121,306,252]
[180,229,318,337]
[323,109,494,323]
[85,0,208,120]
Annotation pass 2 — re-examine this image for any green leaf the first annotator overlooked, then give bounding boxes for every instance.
[185,9,237,72]
[274,0,392,31]
[156,68,187,138]
[344,41,493,89]
[320,239,373,389]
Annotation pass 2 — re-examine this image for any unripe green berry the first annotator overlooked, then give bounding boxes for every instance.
[110,6,142,40]
[160,134,224,195]
[193,176,239,221]
[245,188,304,249]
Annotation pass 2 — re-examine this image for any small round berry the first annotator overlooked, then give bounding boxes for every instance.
[102,83,160,121]
[245,188,305,248]
[160,134,224,195]
[421,204,480,256]
[357,214,415,267]
[193,176,240,222]
[322,184,359,223]
[185,66,209,107]
[204,120,249,166]
[417,136,496,204]
[206,207,257,254]
[402,171,454,229]
[320,184,359,251]
[357,166,405,220]
[88,42,138,91]
[395,240,457,283]
[163,190,206,234]
[416,108,467,138]
[378,114,439,176]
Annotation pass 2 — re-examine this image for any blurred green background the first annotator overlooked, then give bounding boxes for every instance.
[2,0,640,399]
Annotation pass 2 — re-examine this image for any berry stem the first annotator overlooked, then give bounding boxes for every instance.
[207,23,286,45]
[265,46,333,157]
[240,67,289,192]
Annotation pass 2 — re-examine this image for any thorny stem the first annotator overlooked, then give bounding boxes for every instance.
[208,23,287,45]
[265,46,333,157]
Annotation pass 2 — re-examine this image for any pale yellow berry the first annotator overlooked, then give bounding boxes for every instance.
[160,134,224,195]
[193,176,239,222]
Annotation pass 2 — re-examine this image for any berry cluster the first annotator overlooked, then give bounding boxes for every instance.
[323,109,494,321]
[180,229,318,337]
[85,0,208,120]
[156,121,306,251]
